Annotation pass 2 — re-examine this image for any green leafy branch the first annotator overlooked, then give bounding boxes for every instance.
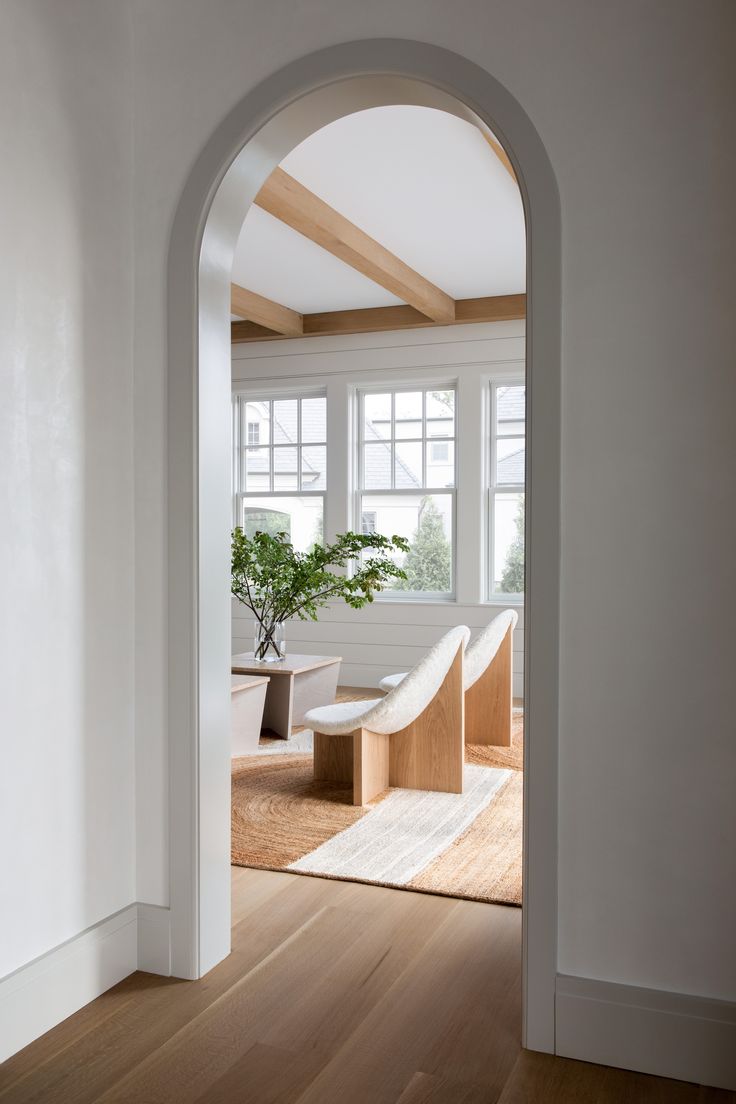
[231,528,409,659]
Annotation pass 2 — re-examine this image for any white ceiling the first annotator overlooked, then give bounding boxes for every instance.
[231,106,526,317]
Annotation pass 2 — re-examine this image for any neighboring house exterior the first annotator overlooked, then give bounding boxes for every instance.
[237,387,525,594]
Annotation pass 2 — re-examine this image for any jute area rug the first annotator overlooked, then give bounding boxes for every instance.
[231,693,523,907]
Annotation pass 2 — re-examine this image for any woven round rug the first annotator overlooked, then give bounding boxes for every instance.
[232,712,523,906]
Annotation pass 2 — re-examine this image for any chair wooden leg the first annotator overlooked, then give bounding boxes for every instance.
[465,626,513,746]
[389,644,465,794]
[313,728,389,805]
[313,730,353,783]
[353,728,390,805]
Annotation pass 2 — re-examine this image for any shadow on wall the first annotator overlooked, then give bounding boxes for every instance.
[0,3,135,979]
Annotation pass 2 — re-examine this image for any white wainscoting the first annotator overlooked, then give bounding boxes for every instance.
[556,974,736,1091]
[232,321,526,696]
[232,599,524,696]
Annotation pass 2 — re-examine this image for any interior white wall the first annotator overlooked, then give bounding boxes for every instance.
[0,2,135,978]
[231,321,525,696]
[132,0,736,1008]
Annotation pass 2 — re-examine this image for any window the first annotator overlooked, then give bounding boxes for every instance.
[429,440,449,464]
[490,383,525,596]
[233,394,326,553]
[358,388,455,596]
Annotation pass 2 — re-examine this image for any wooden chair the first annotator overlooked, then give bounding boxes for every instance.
[304,626,469,806]
[379,610,518,747]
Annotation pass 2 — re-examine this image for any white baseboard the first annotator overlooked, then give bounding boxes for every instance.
[555,973,736,1091]
[0,902,173,1063]
[0,906,138,1064]
[137,903,172,976]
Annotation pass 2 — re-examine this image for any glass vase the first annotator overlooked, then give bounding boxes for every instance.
[254,620,286,662]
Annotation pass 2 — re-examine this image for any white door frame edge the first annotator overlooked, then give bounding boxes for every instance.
[165,38,561,1053]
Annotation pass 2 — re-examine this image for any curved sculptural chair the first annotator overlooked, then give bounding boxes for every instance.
[379,610,518,747]
[304,625,469,806]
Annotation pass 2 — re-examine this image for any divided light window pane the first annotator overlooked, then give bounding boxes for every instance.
[493,492,525,594]
[360,386,456,595]
[363,442,392,490]
[301,396,326,443]
[245,447,270,491]
[245,400,270,446]
[241,496,323,554]
[395,441,423,487]
[497,438,525,485]
[426,389,455,437]
[273,399,298,444]
[301,445,326,491]
[361,493,454,595]
[363,393,391,439]
[496,385,525,435]
[237,395,326,513]
[273,446,298,490]
[426,440,455,487]
[394,391,423,438]
[491,382,525,596]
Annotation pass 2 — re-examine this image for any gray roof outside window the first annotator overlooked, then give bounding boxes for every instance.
[244,398,325,487]
[497,385,525,422]
[497,446,525,485]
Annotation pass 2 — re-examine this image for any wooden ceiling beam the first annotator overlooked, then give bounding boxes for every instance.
[231,293,525,343]
[230,282,303,336]
[254,167,456,324]
[481,131,517,183]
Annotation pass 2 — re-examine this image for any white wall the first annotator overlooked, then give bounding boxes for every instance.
[231,322,525,695]
[2,0,732,1070]
[131,0,736,1010]
[0,2,135,979]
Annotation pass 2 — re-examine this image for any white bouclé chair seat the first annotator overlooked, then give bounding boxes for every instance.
[305,625,470,735]
[378,610,518,695]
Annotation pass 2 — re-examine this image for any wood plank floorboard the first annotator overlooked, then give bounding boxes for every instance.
[1,869,732,1103]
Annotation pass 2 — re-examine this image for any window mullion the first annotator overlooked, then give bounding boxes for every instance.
[269,401,274,493]
[297,398,302,491]
[421,389,427,487]
[455,370,483,604]
[390,392,395,490]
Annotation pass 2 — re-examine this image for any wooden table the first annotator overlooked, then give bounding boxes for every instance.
[230,653,342,739]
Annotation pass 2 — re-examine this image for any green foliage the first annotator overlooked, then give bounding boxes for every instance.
[500,496,525,594]
[232,528,409,659]
[395,496,452,593]
[241,507,291,541]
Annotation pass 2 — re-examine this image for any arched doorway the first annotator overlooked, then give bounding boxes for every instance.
[166,39,560,1052]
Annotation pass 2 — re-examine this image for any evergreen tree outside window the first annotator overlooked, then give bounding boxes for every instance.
[491,383,525,596]
[358,387,455,596]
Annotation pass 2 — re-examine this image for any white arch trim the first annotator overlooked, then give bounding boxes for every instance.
[166,39,561,1052]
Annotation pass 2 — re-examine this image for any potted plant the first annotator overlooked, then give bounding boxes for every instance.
[231,528,409,661]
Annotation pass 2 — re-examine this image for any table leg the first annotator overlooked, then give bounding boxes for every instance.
[261,674,293,739]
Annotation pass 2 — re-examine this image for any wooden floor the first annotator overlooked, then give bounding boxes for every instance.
[1,869,732,1103]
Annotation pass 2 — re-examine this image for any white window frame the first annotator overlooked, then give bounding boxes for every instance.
[232,389,327,545]
[488,379,525,603]
[356,383,457,601]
